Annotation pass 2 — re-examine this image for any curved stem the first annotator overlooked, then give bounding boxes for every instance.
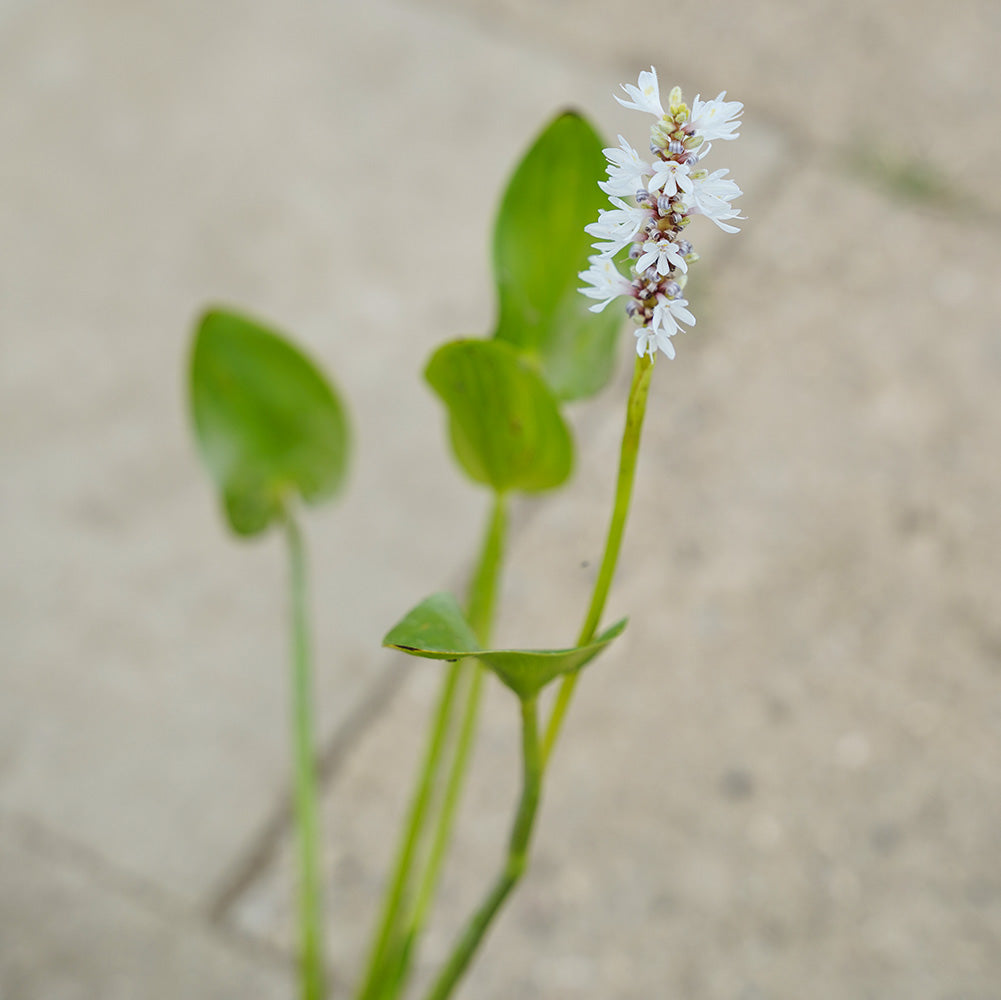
[355,494,507,1000]
[542,353,654,764]
[422,696,542,1000]
[285,513,326,1000]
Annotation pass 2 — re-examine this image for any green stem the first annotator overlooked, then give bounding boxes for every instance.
[422,696,542,1000]
[286,513,326,1000]
[388,662,485,990]
[542,353,654,764]
[354,660,462,1000]
[355,494,507,1000]
[466,492,508,642]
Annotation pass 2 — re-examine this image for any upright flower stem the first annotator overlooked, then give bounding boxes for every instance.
[285,512,326,1000]
[355,494,507,1000]
[421,695,542,1000]
[411,356,654,1000]
[542,352,654,764]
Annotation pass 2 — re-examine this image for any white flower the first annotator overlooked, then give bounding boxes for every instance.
[614,67,665,117]
[688,92,743,142]
[598,135,651,197]
[685,169,744,232]
[634,295,696,360]
[634,325,664,360]
[584,196,647,256]
[654,294,696,335]
[636,238,688,276]
[578,256,632,312]
[652,296,696,357]
[647,158,693,199]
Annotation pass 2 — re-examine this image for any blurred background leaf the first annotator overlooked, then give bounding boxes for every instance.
[189,309,350,536]
[425,338,573,494]
[492,111,622,402]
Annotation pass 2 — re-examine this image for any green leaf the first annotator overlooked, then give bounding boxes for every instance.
[492,111,622,402]
[189,308,350,536]
[425,339,572,494]
[384,592,627,700]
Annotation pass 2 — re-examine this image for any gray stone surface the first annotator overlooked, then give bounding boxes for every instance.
[0,813,290,999]
[411,0,1001,217]
[0,0,614,904]
[231,157,1001,998]
[2,0,1001,997]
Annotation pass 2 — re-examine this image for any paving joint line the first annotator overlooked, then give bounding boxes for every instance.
[0,805,290,973]
[204,655,408,922]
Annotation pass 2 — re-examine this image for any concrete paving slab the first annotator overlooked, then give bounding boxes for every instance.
[230,159,1001,998]
[0,814,290,1000]
[4,0,997,994]
[407,0,1001,218]
[0,0,787,908]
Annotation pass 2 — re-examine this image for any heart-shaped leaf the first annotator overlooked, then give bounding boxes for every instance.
[492,111,621,402]
[189,308,350,536]
[425,339,572,494]
[384,592,627,700]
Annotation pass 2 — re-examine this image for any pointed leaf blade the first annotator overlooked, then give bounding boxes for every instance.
[383,593,627,699]
[479,619,627,699]
[382,592,482,659]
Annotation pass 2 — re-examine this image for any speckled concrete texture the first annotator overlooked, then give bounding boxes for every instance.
[2,0,1000,997]
[231,162,1001,999]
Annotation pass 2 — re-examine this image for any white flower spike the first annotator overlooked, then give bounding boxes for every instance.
[579,72,744,360]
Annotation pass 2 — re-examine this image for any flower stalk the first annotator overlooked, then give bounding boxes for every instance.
[548,69,744,754]
[285,511,327,1000]
[543,350,654,763]
[365,67,743,1000]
